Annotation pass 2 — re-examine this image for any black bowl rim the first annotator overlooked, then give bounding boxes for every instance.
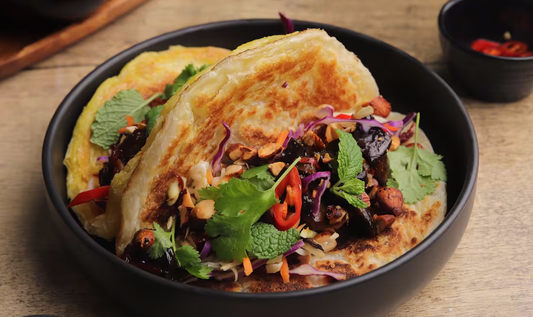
[439,0,533,61]
[42,18,479,300]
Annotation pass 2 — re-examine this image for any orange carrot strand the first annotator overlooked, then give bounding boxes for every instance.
[243,257,253,276]
[280,257,290,283]
[276,130,289,146]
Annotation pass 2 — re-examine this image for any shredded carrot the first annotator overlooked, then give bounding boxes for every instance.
[280,257,290,283]
[118,127,127,134]
[126,115,135,126]
[276,130,289,146]
[243,257,253,276]
[383,123,399,132]
[206,169,213,185]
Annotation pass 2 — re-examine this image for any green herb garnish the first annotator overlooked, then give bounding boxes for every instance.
[204,158,301,261]
[387,113,446,203]
[240,164,276,191]
[248,222,300,259]
[145,105,164,135]
[90,90,162,149]
[148,219,212,279]
[163,63,209,100]
[330,130,367,208]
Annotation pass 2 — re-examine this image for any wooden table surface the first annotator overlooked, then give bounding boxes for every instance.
[1,0,532,316]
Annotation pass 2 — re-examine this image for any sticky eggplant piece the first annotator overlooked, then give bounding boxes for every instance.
[346,206,376,238]
[99,129,147,186]
[279,138,312,163]
[352,126,391,185]
[301,192,330,231]
[372,155,390,186]
[352,126,391,163]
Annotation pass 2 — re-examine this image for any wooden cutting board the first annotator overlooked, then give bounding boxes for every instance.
[0,0,149,79]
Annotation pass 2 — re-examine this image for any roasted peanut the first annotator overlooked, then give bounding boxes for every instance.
[241,146,257,161]
[191,199,216,220]
[326,205,347,225]
[325,123,342,143]
[258,143,282,159]
[364,95,391,117]
[389,136,400,151]
[224,165,244,177]
[226,143,244,161]
[134,228,155,250]
[269,162,286,176]
[373,214,396,234]
[313,232,337,252]
[376,187,404,216]
[302,131,326,149]
[322,153,334,164]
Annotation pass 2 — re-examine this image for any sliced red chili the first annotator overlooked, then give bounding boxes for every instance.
[68,186,110,207]
[334,113,352,119]
[482,47,503,56]
[501,41,528,57]
[272,167,302,231]
[520,51,533,57]
[471,39,500,52]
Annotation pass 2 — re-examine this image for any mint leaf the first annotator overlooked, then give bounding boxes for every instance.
[205,158,301,261]
[336,129,363,180]
[145,105,163,135]
[147,223,173,259]
[163,64,209,100]
[175,245,213,279]
[330,130,366,209]
[334,190,369,209]
[387,113,446,204]
[248,223,300,259]
[91,90,162,149]
[336,178,365,195]
[241,165,276,191]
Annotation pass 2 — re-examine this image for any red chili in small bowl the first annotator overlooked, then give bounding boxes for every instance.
[471,38,532,57]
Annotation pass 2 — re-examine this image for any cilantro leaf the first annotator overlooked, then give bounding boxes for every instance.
[175,245,213,279]
[198,183,228,201]
[205,158,301,261]
[147,223,173,259]
[185,263,213,279]
[387,113,446,204]
[163,64,209,100]
[241,165,272,179]
[336,178,366,195]
[248,222,300,259]
[145,105,163,135]
[241,164,275,191]
[336,129,363,180]
[90,90,162,149]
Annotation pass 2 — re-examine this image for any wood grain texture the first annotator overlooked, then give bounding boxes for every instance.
[0,0,532,316]
[0,0,148,79]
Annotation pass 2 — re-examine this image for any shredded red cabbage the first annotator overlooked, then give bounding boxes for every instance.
[315,104,335,119]
[282,130,294,148]
[302,172,331,218]
[97,156,109,162]
[199,240,211,259]
[282,124,304,148]
[391,112,416,137]
[289,264,346,280]
[304,116,392,135]
[278,12,294,34]
[211,122,232,176]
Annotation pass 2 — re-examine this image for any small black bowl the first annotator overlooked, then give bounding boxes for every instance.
[439,0,533,102]
[42,20,478,317]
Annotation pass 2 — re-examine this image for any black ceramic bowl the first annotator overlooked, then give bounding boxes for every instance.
[42,20,478,317]
[439,0,533,102]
